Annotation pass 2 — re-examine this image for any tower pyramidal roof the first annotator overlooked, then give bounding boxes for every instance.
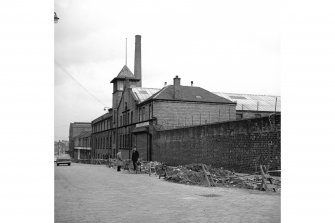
[110,65,140,83]
[117,65,134,78]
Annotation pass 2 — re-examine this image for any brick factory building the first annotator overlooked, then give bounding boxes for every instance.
[89,35,280,170]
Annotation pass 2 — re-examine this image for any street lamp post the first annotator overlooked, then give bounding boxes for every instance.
[54,12,59,23]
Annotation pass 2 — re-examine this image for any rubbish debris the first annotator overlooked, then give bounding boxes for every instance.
[153,162,280,192]
[105,159,281,192]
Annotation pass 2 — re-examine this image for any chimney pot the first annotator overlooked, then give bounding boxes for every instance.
[164,82,167,86]
[173,75,181,86]
[173,76,181,99]
[191,81,193,86]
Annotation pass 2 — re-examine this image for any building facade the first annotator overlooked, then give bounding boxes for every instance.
[90,34,280,163]
[54,140,68,156]
[69,122,92,158]
[73,131,91,160]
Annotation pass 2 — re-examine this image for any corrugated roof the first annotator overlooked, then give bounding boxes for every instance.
[141,85,235,104]
[213,92,281,112]
[131,87,161,103]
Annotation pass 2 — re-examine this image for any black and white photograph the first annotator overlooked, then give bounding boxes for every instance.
[3,0,335,223]
[54,0,280,222]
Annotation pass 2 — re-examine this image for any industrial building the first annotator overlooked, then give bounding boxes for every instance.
[90,35,280,161]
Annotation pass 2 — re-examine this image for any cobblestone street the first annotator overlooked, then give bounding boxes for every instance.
[55,163,280,223]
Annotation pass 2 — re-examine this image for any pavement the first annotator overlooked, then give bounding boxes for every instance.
[55,163,280,223]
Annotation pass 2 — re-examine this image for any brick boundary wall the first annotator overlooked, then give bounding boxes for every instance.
[152,114,280,173]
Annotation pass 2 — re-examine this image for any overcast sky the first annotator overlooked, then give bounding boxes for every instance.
[54,0,280,141]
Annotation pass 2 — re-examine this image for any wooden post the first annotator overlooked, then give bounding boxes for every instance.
[260,165,269,191]
[202,164,211,187]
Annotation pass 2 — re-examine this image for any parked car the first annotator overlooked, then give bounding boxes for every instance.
[56,154,71,166]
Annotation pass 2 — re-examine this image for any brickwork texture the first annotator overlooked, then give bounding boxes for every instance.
[152,114,280,173]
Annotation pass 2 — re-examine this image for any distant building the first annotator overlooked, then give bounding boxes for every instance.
[54,140,69,156]
[73,131,91,160]
[69,122,91,158]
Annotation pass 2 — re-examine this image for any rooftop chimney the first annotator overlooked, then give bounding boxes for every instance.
[134,35,142,87]
[164,82,167,86]
[191,81,193,86]
[173,76,181,99]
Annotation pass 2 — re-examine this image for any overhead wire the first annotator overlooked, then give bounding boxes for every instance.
[55,61,108,107]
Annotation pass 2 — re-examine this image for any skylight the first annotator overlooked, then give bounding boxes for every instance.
[230,96,247,100]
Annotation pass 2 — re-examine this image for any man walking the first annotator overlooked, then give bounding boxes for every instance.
[131,147,139,173]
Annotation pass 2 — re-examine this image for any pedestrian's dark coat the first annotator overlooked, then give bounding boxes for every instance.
[131,150,139,162]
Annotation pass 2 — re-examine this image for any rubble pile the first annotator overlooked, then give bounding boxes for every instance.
[106,159,281,191]
[164,166,208,186]
[156,163,281,192]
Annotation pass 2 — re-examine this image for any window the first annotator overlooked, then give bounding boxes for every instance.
[149,104,151,119]
[131,111,133,124]
[236,114,243,120]
[142,107,145,121]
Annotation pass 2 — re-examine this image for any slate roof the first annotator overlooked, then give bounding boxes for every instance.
[213,92,281,112]
[110,65,140,83]
[140,85,235,104]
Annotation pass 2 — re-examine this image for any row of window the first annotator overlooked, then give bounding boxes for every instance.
[93,103,154,133]
[120,111,133,126]
[92,149,116,159]
[119,134,132,148]
[78,138,90,147]
[93,129,134,150]
[93,132,116,149]
[93,118,112,133]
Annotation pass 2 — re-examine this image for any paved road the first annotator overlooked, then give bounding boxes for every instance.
[55,163,280,223]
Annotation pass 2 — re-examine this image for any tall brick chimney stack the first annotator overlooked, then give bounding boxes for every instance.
[134,35,142,87]
[173,76,181,99]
